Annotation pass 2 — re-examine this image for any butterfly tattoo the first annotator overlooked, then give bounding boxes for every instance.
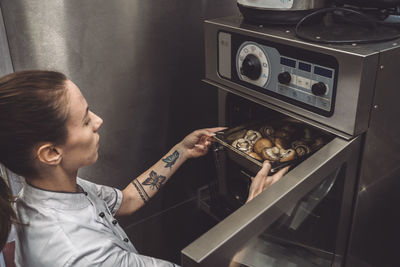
[142,171,166,190]
[162,150,179,169]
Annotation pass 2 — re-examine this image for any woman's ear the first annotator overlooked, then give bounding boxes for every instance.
[36,144,62,165]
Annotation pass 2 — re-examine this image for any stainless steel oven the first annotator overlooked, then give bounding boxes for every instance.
[181,16,400,267]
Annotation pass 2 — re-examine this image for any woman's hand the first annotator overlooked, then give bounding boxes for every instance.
[178,127,226,159]
[246,161,290,203]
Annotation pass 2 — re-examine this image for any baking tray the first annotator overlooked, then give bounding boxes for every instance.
[214,118,333,175]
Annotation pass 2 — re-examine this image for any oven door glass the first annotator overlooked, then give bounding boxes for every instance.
[181,135,361,267]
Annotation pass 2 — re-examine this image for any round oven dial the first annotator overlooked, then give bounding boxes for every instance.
[312,82,327,96]
[278,71,292,84]
[240,54,261,80]
[237,42,269,87]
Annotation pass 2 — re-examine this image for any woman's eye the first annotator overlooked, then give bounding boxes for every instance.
[84,119,91,126]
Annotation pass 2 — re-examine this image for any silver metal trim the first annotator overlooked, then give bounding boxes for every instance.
[182,136,361,266]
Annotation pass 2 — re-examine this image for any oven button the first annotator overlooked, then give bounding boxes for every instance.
[240,54,262,80]
[311,82,327,96]
[278,71,291,84]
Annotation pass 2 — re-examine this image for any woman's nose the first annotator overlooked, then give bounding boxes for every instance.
[92,113,103,131]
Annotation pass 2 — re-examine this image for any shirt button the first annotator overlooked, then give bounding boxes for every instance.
[83,191,88,196]
[123,238,129,242]
[99,212,105,218]
[112,219,118,225]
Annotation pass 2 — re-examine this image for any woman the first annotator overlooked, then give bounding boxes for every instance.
[0,70,288,267]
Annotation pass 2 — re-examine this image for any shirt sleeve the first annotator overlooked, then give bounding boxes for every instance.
[76,178,123,215]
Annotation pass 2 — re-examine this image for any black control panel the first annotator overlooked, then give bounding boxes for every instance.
[217,31,339,117]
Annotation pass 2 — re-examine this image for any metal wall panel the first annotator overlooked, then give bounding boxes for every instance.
[0,5,12,76]
[0,0,238,262]
[346,46,400,267]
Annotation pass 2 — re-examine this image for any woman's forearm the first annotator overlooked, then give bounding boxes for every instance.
[116,127,224,216]
[116,143,188,216]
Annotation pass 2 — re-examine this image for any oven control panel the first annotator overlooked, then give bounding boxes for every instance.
[218,31,338,117]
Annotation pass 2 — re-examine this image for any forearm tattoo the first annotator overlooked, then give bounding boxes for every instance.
[162,150,179,169]
[142,170,166,190]
[132,179,149,203]
[132,151,177,203]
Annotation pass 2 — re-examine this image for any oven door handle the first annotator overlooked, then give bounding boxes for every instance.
[182,135,362,267]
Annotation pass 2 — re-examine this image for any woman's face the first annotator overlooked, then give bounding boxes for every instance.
[59,80,103,170]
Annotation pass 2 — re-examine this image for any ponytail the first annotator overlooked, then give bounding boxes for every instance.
[0,176,15,250]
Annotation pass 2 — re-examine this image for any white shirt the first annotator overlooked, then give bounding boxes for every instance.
[15,178,178,267]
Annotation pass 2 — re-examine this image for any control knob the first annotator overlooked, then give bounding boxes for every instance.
[311,82,327,96]
[278,71,291,84]
[240,54,262,80]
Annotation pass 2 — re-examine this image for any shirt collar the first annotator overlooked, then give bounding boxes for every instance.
[20,180,91,210]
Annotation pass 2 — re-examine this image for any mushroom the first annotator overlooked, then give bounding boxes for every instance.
[279,149,297,162]
[259,125,275,138]
[247,152,262,161]
[292,141,311,157]
[254,138,274,154]
[280,124,297,135]
[232,138,253,153]
[303,128,313,141]
[275,129,290,139]
[244,130,262,144]
[275,137,289,150]
[310,137,324,151]
[226,129,247,144]
[261,147,281,161]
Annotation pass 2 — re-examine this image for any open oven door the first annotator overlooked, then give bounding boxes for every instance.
[182,135,362,267]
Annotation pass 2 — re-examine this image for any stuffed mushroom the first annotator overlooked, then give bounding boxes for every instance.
[247,152,262,161]
[275,137,290,150]
[259,125,275,138]
[275,129,290,139]
[254,138,273,154]
[279,148,297,162]
[244,130,262,144]
[292,141,311,157]
[232,138,253,153]
[261,147,281,161]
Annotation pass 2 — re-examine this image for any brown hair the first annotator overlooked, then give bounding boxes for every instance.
[0,176,15,250]
[0,70,69,178]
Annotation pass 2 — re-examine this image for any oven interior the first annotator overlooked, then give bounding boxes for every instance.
[199,93,348,266]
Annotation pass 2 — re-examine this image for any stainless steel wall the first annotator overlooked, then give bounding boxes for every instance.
[0,5,12,76]
[0,0,239,262]
[345,46,400,267]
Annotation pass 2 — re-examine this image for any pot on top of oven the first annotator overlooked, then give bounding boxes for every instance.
[237,0,332,25]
